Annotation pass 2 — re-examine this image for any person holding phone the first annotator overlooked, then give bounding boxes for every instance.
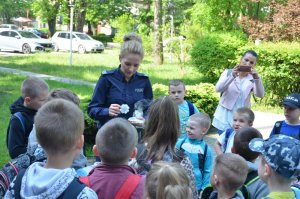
[212,50,265,134]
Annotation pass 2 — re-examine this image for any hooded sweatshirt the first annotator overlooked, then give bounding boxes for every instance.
[246,161,269,199]
[208,191,244,199]
[7,97,36,158]
[4,162,97,199]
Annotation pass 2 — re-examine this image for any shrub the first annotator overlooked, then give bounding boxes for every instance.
[190,32,247,83]
[238,42,300,104]
[152,83,219,118]
[92,33,114,46]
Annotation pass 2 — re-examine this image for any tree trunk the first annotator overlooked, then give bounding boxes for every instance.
[153,0,163,65]
[48,18,56,37]
[75,0,87,32]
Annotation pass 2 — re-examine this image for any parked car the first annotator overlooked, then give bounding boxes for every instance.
[0,24,19,31]
[25,28,48,38]
[0,30,52,54]
[51,31,104,53]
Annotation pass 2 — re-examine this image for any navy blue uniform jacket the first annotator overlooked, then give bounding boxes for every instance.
[88,67,153,128]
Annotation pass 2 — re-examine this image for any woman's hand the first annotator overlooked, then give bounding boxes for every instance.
[251,69,259,79]
[232,65,239,78]
[109,104,121,117]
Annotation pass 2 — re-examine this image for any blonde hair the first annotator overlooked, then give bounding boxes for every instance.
[145,161,192,199]
[119,32,144,59]
[169,79,186,90]
[47,88,80,106]
[21,76,49,98]
[213,153,248,192]
[189,112,211,131]
[96,118,138,165]
[35,99,84,156]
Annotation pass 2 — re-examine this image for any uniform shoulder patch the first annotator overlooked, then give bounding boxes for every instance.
[101,69,115,75]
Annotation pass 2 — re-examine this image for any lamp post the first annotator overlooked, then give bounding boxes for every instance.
[69,0,74,66]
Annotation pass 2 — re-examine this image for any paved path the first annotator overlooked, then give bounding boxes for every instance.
[0,66,284,149]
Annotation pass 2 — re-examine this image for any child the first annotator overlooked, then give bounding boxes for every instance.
[145,161,192,199]
[80,117,144,199]
[214,107,255,155]
[232,127,269,199]
[175,113,213,193]
[249,134,300,198]
[169,80,199,139]
[5,99,97,198]
[27,88,87,170]
[6,76,49,159]
[269,93,300,140]
[208,153,248,199]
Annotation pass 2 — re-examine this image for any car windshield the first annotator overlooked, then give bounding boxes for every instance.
[75,33,91,40]
[18,31,39,38]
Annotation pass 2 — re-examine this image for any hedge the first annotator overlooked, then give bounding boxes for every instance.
[83,83,219,143]
[92,34,114,46]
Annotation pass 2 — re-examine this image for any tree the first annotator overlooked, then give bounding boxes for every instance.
[0,0,32,23]
[32,0,61,36]
[154,0,163,65]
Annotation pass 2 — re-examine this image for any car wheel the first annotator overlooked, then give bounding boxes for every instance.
[78,45,86,54]
[22,44,31,54]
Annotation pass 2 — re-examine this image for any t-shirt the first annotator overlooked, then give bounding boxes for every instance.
[178,100,199,139]
[217,130,236,153]
[270,120,300,140]
[263,191,295,199]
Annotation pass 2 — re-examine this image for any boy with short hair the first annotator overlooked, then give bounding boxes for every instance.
[175,112,213,193]
[232,127,269,199]
[209,153,248,199]
[214,107,255,155]
[5,99,97,198]
[80,118,144,199]
[249,134,300,199]
[6,76,49,158]
[169,79,200,139]
[270,93,300,140]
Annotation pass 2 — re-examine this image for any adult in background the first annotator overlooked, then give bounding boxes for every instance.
[88,33,153,129]
[212,50,265,134]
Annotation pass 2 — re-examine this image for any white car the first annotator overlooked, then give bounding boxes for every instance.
[51,31,104,53]
[0,30,52,54]
[0,24,19,31]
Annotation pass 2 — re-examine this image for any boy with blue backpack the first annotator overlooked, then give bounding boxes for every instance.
[6,76,49,159]
[175,112,213,193]
[249,134,300,199]
[169,79,200,139]
[214,107,255,155]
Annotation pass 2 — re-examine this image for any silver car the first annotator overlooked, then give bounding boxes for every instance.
[0,30,52,54]
[51,31,104,53]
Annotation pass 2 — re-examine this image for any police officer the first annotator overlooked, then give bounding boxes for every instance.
[88,33,153,128]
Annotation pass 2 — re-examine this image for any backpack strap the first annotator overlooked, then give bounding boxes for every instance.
[14,168,27,199]
[291,186,300,198]
[273,121,283,135]
[79,176,91,187]
[186,100,195,116]
[244,170,259,186]
[114,175,141,199]
[198,143,208,178]
[178,138,187,151]
[58,177,86,199]
[223,128,233,153]
[239,185,249,199]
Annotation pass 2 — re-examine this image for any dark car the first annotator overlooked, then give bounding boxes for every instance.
[25,28,48,38]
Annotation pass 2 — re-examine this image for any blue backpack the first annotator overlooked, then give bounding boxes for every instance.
[223,128,234,153]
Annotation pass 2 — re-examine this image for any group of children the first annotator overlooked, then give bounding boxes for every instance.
[3,75,300,199]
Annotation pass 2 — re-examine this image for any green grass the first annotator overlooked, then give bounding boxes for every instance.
[0,49,204,85]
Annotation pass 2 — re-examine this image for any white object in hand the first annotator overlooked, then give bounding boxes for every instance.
[120,104,130,114]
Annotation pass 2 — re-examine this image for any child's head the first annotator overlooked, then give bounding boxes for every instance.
[47,88,80,106]
[240,50,258,68]
[232,127,262,161]
[145,161,191,199]
[210,153,248,193]
[21,76,49,110]
[168,80,186,105]
[232,107,255,131]
[144,96,179,161]
[249,135,300,183]
[186,112,211,140]
[282,93,300,123]
[95,118,138,165]
[35,99,84,157]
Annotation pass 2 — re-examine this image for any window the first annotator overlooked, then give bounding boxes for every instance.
[58,33,66,38]
[10,31,18,37]
[0,31,9,36]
